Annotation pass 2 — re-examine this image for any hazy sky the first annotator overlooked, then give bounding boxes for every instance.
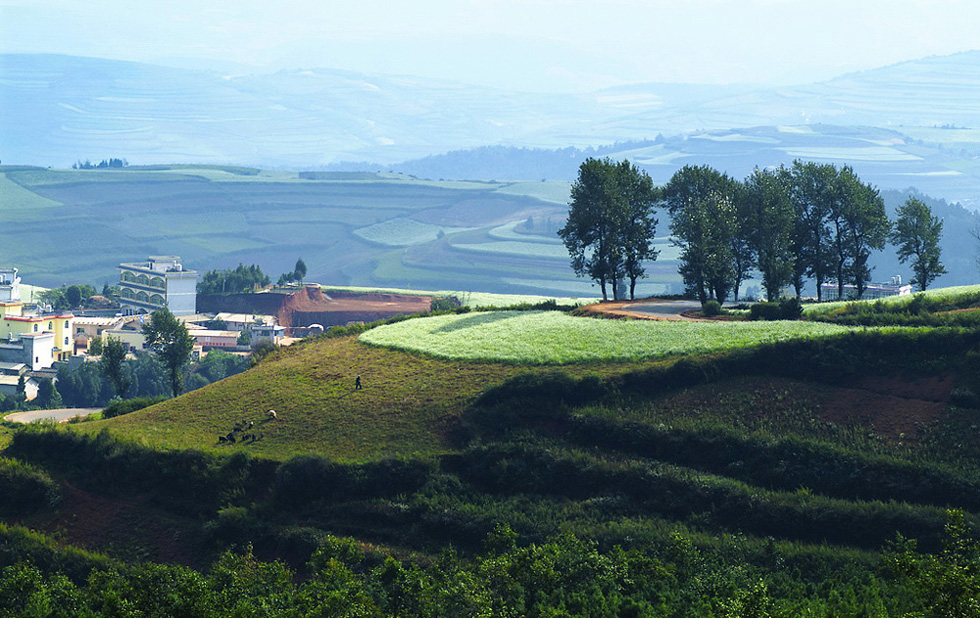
[3,0,980,91]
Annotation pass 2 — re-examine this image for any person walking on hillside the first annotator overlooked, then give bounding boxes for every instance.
[355,375,362,390]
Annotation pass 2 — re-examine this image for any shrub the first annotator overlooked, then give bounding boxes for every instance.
[749,302,783,321]
[430,296,462,312]
[272,455,436,509]
[101,396,169,419]
[702,300,723,317]
[749,299,802,320]
[779,297,803,320]
[0,458,61,514]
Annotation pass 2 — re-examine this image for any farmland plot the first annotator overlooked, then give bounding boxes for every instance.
[359,311,854,364]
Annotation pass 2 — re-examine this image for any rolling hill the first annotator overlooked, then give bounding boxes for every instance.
[7,52,980,208]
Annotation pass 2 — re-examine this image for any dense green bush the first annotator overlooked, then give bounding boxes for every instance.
[750,298,801,320]
[429,295,462,312]
[702,299,723,316]
[8,428,268,515]
[272,455,436,509]
[0,458,61,515]
[101,396,169,419]
[750,301,782,320]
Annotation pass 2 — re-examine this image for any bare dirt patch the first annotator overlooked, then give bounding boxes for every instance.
[821,374,956,439]
[21,481,207,568]
[279,286,433,329]
[654,374,953,442]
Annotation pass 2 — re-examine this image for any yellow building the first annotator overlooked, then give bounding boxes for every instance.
[0,268,74,368]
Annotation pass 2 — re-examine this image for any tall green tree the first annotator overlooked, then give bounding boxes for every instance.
[142,308,195,397]
[784,160,836,300]
[99,336,131,399]
[891,197,947,291]
[663,165,740,304]
[35,377,62,408]
[837,167,890,298]
[559,158,658,301]
[614,160,660,300]
[729,181,755,303]
[744,167,796,302]
[294,258,308,283]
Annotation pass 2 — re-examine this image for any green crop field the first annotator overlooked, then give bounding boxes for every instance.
[0,173,62,211]
[358,310,855,363]
[0,166,617,297]
[493,180,572,203]
[353,217,475,246]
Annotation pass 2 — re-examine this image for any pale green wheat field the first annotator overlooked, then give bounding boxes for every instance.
[358,311,854,364]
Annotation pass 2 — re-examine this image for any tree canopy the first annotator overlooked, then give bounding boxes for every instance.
[558,158,658,301]
[891,197,947,291]
[142,308,195,397]
[197,264,270,295]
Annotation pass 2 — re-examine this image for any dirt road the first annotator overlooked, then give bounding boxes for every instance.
[5,408,101,424]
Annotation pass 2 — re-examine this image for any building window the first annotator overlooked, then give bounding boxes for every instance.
[48,321,52,330]
[33,324,37,332]
[77,327,84,334]
[65,321,69,328]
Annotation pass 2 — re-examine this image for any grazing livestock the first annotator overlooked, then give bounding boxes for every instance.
[268,409,278,420]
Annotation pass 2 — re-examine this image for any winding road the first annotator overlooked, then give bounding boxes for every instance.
[4,408,101,424]
[585,299,703,321]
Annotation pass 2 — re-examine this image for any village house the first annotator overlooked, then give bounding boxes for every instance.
[0,268,74,370]
[118,256,198,316]
[72,315,132,351]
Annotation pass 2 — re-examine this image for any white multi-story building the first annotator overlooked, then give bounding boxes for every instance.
[819,275,914,301]
[118,256,198,316]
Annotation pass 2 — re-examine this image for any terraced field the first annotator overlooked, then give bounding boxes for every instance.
[0,166,681,297]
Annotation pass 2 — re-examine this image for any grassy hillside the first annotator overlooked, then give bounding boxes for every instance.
[3,321,979,615]
[3,299,980,613]
[74,337,523,461]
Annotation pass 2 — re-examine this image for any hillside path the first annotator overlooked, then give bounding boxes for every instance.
[5,408,101,424]
[583,299,702,321]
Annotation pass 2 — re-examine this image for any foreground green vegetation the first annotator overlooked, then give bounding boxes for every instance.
[359,310,854,363]
[3,292,980,615]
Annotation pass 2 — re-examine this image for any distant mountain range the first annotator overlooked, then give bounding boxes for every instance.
[4,52,980,206]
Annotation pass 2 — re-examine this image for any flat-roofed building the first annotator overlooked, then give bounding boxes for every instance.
[119,256,198,316]
[0,267,74,369]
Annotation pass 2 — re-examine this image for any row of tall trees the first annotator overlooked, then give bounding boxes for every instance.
[197,263,271,295]
[561,158,946,303]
